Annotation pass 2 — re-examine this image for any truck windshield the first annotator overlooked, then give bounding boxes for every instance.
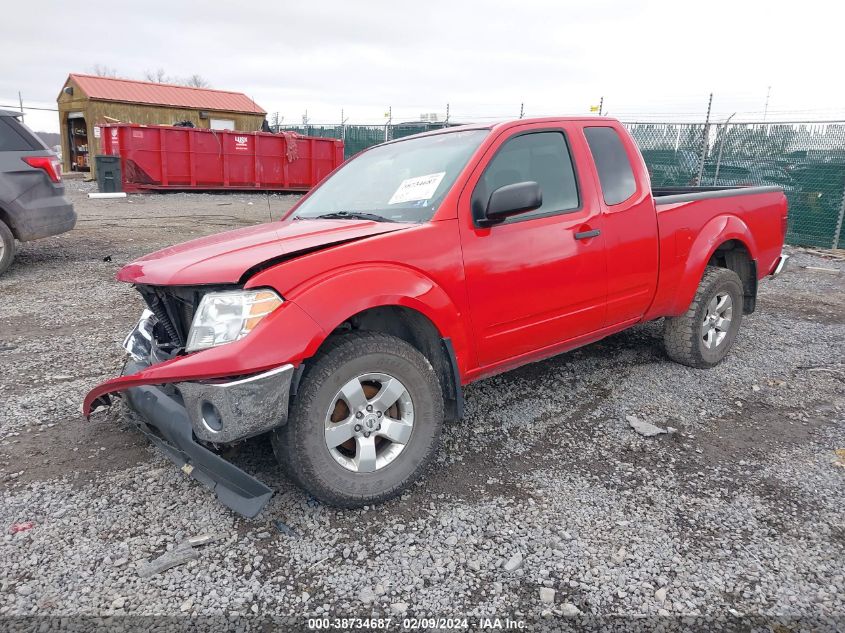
[292,129,488,223]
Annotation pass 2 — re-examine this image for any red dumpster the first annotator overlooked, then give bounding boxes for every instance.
[99,123,344,193]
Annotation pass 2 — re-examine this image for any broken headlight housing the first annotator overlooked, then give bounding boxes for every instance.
[185,289,283,353]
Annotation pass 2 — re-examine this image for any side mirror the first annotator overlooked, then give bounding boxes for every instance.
[481,181,542,226]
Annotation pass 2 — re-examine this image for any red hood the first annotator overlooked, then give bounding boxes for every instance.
[117,219,412,285]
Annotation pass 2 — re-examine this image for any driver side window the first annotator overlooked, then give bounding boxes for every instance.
[473,131,580,222]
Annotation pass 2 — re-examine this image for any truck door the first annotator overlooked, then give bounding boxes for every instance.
[582,125,659,326]
[458,125,608,368]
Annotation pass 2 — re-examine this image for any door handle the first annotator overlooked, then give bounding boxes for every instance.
[574,229,601,240]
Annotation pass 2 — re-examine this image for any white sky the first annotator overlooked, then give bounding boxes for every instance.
[2,0,844,133]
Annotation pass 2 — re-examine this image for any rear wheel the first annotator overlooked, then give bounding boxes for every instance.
[0,220,14,275]
[272,332,444,507]
[663,266,744,368]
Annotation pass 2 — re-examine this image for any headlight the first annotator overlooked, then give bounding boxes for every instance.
[185,289,283,353]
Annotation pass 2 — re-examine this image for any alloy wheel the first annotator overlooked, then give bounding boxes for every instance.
[323,372,414,473]
[701,292,733,349]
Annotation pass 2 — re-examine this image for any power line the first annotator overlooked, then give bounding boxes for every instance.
[0,104,58,112]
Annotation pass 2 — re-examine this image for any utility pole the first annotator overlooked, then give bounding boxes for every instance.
[384,106,392,141]
[695,92,713,186]
[519,103,524,119]
[18,92,24,121]
[445,103,450,124]
[763,86,771,122]
[599,96,604,116]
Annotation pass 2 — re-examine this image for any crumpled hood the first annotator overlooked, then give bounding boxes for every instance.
[116,218,412,286]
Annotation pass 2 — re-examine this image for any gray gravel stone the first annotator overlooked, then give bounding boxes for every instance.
[560,603,581,617]
[504,552,523,572]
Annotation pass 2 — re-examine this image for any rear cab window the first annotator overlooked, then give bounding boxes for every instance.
[473,131,580,222]
[584,126,636,205]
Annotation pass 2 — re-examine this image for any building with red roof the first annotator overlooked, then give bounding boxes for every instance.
[57,73,266,174]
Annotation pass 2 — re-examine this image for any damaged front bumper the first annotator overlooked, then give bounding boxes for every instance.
[108,311,295,517]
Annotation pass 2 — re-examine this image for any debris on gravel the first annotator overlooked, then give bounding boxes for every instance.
[626,415,667,437]
[138,546,201,578]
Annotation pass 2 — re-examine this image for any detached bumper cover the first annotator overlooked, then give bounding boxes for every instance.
[122,362,275,518]
[92,310,297,518]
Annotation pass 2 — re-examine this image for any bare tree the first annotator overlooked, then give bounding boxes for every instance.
[142,69,209,88]
[91,64,118,77]
[143,68,170,83]
[183,74,210,88]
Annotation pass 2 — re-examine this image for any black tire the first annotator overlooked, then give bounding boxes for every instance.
[0,220,14,276]
[272,331,444,507]
[663,266,744,369]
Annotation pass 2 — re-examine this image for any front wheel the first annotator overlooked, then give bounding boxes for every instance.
[663,266,744,368]
[272,332,444,507]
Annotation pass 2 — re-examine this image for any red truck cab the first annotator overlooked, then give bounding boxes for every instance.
[85,117,788,516]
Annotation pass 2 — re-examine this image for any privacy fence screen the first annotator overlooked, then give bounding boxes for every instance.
[277,120,845,249]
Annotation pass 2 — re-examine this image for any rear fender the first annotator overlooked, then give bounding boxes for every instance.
[667,214,758,316]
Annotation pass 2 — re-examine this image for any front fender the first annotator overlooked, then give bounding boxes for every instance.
[249,263,472,378]
[658,214,758,318]
[83,301,326,416]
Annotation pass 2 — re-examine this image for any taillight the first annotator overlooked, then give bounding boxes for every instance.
[22,156,62,183]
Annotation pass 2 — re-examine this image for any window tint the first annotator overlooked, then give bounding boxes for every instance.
[584,126,636,205]
[0,117,38,152]
[475,131,579,221]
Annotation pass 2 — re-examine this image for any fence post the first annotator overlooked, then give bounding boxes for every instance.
[695,93,713,186]
[833,182,845,249]
[713,113,735,185]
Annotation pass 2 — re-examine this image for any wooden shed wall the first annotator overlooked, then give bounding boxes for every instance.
[57,77,264,175]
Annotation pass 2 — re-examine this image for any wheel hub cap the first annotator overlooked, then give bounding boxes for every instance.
[324,372,414,473]
[701,292,733,349]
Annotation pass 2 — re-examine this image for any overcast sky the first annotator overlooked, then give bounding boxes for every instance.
[3,0,844,133]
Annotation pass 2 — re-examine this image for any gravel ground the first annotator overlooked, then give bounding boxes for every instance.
[0,183,843,629]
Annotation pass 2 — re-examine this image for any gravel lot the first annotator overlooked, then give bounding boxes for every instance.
[1,182,843,628]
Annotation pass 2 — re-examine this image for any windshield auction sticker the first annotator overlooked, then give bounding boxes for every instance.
[388,172,446,205]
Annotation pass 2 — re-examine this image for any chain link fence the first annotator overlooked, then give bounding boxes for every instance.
[275,122,453,160]
[628,121,845,249]
[278,120,845,249]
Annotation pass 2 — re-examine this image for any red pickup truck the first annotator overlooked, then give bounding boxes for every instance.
[85,117,788,517]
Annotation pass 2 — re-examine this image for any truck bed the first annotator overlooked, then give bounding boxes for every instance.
[646,184,788,320]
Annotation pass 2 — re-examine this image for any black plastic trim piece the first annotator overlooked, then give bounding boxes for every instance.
[441,337,464,420]
[122,359,273,518]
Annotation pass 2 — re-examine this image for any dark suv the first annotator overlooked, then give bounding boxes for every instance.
[0,109,76,274]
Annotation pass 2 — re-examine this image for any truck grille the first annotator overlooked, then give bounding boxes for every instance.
[135,284,238,349]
